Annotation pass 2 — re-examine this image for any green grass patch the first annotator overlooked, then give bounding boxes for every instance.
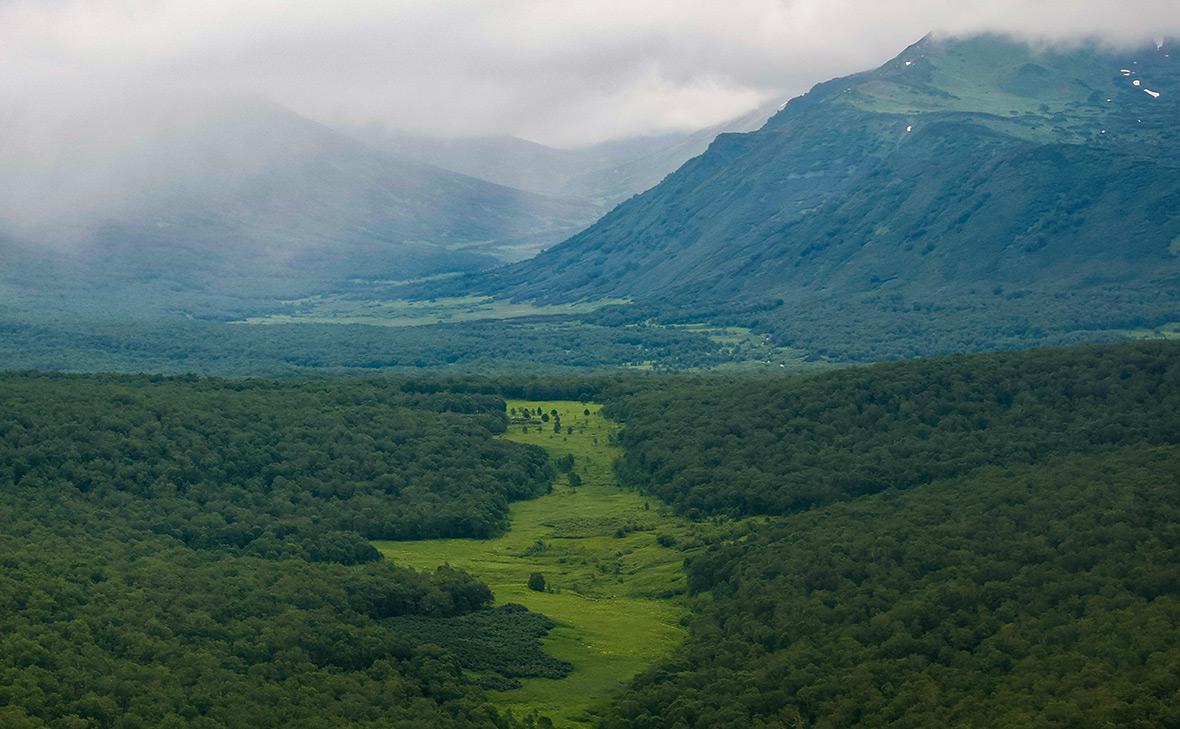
[1111,321,1180,340]
[375,401,696,727]
[240,296,630,328]
[662,323,830,372]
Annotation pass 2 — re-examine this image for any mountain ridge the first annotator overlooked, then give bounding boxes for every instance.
[0,97,598,305]
[443,34,1180,360]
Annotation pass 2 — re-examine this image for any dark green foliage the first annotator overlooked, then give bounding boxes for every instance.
[391,604,572,689]
[607,341,1180,517]
[527,573,547,592]
[602,446,1180,728]
[555,454,576,472]
[0,375,570,728]
[599,340,1180,727]
[567,472,582,488]
[0,532,536,728]
[0,374,555,550]
[0,315,737,375]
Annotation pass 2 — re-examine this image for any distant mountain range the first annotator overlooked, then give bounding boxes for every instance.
[4,34,1178,368]
[352,100,779,217]
[0,95,780,317]
[458,35,1180,360]
[0,98,605,306]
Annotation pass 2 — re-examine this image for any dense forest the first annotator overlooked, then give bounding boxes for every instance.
[0,375,556,554]
[3,341,1179,727]
[606,341,1180,517]
[602,445,1180,728]
[0,375,569,728]
[0,314,738,375]
[594,340,1180,727]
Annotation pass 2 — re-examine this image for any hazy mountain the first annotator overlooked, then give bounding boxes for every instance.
[353,102,780,214]
[0,98,597,309]
[464,35,1180,360]
[560,100,781,208]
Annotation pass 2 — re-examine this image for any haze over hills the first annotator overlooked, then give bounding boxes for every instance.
[456,35,1180,360]
[4,33,1180,373]
[0,97,598,310]
[354,100,780,216]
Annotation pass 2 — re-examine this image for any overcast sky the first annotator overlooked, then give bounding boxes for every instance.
[1,0,1177,146]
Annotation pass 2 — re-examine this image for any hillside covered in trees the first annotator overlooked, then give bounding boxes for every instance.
[0,375,568,729]
[606,341,1180,517]
[603,445,1180,728]
[3,342,1179,727]
[596,340,1180,727]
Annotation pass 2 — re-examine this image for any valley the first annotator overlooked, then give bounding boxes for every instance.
[377,401,697,727]
[3,11,1180,729]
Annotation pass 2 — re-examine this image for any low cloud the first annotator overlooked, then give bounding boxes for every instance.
[0,0,1176,145]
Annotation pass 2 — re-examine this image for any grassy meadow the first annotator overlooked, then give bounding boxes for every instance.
[375,401,696,727]
[241,296,629,327]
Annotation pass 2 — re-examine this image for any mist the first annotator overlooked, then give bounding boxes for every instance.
[1,0,1177,147]
[0,0,1176,255]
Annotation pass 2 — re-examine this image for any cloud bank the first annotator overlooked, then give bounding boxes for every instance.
[1,0,1177,145]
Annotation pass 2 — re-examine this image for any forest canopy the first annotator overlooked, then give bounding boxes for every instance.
[606,341,1180,517]
[595,340,1180,727]
[0,374,564,728]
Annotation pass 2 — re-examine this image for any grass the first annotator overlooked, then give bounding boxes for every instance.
[663,323,830,372]
[375,401,696,727]
[1112,321,1180,340]
[240,296,629,327]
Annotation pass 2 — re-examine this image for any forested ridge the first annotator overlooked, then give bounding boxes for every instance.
[0,375,565,728]
[451,36,1180,363]
[596,340,1180,727]
[606,341,1180,517]
[0,374,555,556]
[603,446,1180,728]
[4,341,1180,727]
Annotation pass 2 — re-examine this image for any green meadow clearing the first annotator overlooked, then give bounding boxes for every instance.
[241,296,629,327]
[375,401,696,727]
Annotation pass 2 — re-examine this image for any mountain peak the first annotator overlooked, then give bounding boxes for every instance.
[462,34,1180,362]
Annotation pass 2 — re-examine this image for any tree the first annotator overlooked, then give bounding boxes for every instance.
[527,573,547,592]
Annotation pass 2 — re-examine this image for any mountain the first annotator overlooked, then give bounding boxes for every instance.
[463,35,1180,361]
[353,101,780,217]
[0,98,597,311]
[560,100,781,209]
[345,131,602,202]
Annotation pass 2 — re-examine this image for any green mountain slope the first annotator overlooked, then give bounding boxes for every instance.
[470,35,1180,361]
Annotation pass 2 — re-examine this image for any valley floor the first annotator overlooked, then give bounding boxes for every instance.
[375,401,694,727]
